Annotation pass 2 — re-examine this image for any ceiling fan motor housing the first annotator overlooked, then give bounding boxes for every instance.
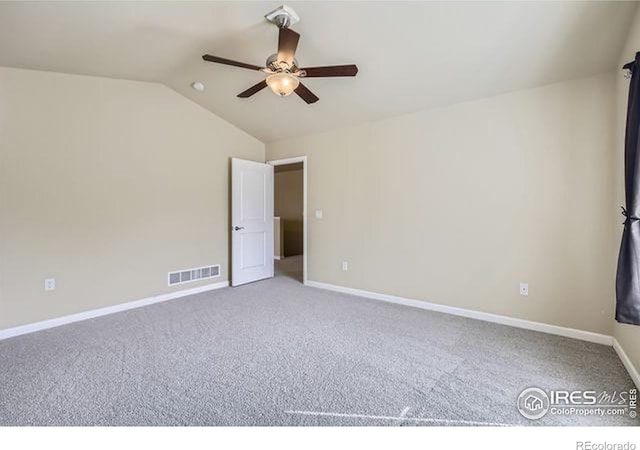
[266,53,299,72]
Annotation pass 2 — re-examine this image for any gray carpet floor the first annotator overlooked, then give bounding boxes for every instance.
[0,256,637,426]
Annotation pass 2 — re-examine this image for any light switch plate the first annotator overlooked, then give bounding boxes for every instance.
[44,278,56,291]
[342,261,349,271]
[315,209,323,219]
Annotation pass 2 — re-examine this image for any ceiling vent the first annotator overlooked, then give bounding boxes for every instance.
[168,264,220,286]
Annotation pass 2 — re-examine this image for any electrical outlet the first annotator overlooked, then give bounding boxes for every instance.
[342,261,349,271]
[519,282,528,296]
[44,278,56,291]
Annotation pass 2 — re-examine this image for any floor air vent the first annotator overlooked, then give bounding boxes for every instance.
[168,265,220,286]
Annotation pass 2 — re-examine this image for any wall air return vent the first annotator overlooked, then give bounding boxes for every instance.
[168,264,220,286]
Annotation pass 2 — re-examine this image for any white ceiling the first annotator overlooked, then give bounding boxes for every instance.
[0,1,636,142]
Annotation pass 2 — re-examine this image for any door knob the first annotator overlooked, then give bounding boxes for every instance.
[234,226,245,231]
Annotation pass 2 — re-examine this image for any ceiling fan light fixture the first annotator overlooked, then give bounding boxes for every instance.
[266,72,299,97]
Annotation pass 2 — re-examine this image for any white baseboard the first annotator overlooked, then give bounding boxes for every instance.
[0,280,229,341]
[306,280,613,346]
[274,256,282,260]
[613,338,640,389]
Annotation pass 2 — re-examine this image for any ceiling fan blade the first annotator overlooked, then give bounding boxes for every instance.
[277,28,300,67]
[295,82,319,104]
[237,80,268,98]
[299,64,358,77]
[202,54,264,71]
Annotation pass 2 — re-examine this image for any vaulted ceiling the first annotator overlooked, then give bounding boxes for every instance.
[0,1,636,142]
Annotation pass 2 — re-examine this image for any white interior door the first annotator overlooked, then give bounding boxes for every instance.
[231,158,274,286]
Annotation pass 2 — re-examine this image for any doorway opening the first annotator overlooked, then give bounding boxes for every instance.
[268,156,307,284]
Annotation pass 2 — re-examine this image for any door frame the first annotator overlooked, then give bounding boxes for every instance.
[267,156,308,285]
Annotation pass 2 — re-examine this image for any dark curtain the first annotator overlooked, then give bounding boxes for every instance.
[616,52,640,325]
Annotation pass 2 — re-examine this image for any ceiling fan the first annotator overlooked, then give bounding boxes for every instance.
[202,5,358,104]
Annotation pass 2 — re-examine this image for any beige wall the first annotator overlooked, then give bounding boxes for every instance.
[0,67,264,329]
[267,74,616,335]
[614,8,640,376]
[274,165,303,257]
